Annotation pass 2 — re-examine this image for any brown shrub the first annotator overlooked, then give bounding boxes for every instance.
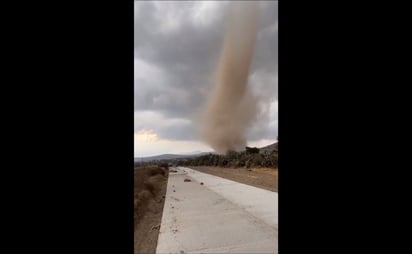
[137,189,152,201]
[148,167,165,176]
[144,174,165,194]
[134,189,153,227]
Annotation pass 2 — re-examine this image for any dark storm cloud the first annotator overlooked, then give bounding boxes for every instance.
[134,1,277,141]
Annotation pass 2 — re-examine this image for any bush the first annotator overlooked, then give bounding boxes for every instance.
[246,146,260,154]
[148,167,164,176]
[159,163,169,170]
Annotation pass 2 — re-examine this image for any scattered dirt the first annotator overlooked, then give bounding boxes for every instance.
[134,166,169,254]
[191,166,278,192]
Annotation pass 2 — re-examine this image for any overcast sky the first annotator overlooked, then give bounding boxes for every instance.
[134,1,278,157]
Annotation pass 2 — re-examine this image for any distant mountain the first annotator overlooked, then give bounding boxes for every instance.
[181,150,206,155]
[135,152,211,162]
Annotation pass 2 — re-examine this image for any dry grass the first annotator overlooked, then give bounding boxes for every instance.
[250,167,278,176]
[134,166,169,254]
[192,166,278,192]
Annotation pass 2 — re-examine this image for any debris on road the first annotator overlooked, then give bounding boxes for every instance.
[200,182,204,185]
[170,169,178,173]
[184,178,191,182]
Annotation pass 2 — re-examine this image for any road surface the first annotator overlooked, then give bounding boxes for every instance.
[156,167,278,254]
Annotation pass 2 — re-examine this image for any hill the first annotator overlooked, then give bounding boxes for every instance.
[259,142,278,152]
[135,152,211,162]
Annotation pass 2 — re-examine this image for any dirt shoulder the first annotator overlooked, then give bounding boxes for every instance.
[134,166,169,254]
[191,166,278,192]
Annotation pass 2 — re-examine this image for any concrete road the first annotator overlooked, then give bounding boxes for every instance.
[156,167,278,254]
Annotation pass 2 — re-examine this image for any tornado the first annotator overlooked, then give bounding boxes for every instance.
[200,2,260,154]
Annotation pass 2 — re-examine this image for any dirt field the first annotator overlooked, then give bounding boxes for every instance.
[191,166,278,192]
[134,166,169,254]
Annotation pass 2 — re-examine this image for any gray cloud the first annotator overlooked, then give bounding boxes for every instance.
[135,1,277,142]
[134,111,195,141]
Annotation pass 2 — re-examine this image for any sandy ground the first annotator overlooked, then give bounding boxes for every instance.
[191,166,278,192]
[134,166,169,254]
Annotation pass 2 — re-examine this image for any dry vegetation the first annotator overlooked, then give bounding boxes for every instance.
[134,165,169,254]
[134,144,278,170]
[177,145,278,169]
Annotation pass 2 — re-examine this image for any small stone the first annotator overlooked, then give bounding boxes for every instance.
[151,224,160,230]
[200,182,204,185]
